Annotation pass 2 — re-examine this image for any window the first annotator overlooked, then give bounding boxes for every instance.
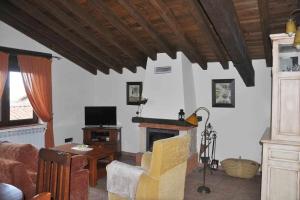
[0,57,38,127]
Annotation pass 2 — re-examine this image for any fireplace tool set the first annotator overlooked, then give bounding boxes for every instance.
[183,107,215,194]
[197,121,218,194]
[200,123,219,171]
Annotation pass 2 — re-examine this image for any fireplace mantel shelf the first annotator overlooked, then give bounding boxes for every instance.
[132,117,195,131]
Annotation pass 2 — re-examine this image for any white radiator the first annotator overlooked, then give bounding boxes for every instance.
[0,124,46,149]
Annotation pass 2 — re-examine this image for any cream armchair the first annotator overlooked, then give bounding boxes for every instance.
[108,134,190,200]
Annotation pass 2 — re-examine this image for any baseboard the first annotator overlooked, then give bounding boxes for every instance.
[135,152,143,166]
[120,151,136,161]
[121,151,136,157]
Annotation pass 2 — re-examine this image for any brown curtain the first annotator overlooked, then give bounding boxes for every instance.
[18,55,54,148]
[0,52,9,97]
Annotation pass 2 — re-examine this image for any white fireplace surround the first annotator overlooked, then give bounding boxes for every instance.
[137,52,198,155]
[142,52,196,119]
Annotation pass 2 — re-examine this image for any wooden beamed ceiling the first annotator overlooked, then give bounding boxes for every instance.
[0,0,297,86]
[199,0,255,86]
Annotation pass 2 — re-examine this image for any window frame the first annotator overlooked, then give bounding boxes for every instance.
[0,55,38,127]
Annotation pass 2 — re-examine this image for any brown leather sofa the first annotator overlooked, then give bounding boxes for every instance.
[0,142,38,199]
[0,142,89,200]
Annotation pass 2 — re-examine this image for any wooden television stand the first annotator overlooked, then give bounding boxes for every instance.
[82,126,121,159]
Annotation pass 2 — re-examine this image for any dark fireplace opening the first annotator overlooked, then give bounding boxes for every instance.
[146,128,179,151]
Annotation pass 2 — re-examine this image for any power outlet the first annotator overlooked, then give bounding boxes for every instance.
[65,137,73,143]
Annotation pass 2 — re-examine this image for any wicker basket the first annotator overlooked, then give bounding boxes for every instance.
[221,158,260,179]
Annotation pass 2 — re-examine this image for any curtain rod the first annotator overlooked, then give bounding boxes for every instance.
[0,46,62,60]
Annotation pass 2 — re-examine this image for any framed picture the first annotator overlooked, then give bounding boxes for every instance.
[127,82,143,105]
[212,79,235,108]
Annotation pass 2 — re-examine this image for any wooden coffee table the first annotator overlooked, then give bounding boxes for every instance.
[52,143,115,187]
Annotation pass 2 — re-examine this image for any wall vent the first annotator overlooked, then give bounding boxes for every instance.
[154,66,172,74]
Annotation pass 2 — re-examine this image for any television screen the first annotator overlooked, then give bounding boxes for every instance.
[85,106,117,126]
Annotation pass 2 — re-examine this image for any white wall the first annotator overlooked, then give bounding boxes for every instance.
[142,52,197,118]
[94,68,145,153]
[193,60,271,163]
[182,52,196,116]
[51,59,96,144]
[0,21,96,145]
[142,53,185,119]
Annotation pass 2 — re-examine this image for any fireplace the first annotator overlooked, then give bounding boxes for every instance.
[134,117,198,174]
[146,128,179,151]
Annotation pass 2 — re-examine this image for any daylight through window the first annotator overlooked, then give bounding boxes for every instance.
[9,72,33,120]
[0,68,37,127]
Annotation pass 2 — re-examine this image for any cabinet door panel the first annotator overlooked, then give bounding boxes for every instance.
[279,79,300,135]
[269,149,299,161]
[268,167,299,200]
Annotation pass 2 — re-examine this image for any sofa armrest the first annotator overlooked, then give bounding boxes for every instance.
[0,143,38,171]
[141,152,152,171]
[71,155,88,172]
[0,158,36,199]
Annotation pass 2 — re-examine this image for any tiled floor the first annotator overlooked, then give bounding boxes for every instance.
[185,169,261,200]
[88,156,261,200]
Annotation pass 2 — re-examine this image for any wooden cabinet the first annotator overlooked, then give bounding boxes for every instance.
[261,131,300,200]
[261,33,300,200]
[271,33,300,142]
[83,126,121,158]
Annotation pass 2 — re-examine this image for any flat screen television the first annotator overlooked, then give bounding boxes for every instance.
[85,106,117,126]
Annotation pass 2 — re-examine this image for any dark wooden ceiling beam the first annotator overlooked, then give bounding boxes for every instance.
[90,0,157,61]
[60,0,146,69]
[258,0,272,67]
[187,0,229,69]
[36,1,132,72]
[0,1,106,75]
[199,0,255,86]
[118,0,176,59]
[296,0,300,23]
[35,0,136,73]
[149,0,207,69]
[8,0,122,74]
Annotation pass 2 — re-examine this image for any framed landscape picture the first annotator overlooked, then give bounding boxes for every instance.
[212,79,235,108]
[127,82,142,105]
